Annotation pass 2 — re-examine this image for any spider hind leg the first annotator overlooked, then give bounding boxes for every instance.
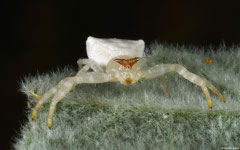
[158,77,170,97]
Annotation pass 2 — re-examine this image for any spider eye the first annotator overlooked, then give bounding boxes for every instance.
[114,57,140,69]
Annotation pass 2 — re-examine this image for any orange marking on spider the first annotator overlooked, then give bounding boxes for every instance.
[114,57,140,69]
[125,78,133,84]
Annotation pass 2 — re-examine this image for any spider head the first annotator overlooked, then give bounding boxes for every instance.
[114,57,140,69]
[112,57,142,85]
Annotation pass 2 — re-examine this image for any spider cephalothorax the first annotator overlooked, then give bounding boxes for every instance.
[112,57,141,84]
[30,36,226,128]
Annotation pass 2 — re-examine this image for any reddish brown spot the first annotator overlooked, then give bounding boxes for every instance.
[204,58,213,63]
[114,57,140,69]
[125,78,133,84]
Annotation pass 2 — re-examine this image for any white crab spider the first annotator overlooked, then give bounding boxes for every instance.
[30,36,226,128]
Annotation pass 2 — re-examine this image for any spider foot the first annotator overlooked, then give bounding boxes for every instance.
[29,90,41,100]
[208,100,212,109]
[48,119,52,129]
[32,110,37,120]
[219,95,226,103]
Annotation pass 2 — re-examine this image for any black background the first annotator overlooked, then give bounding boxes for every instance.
[2,1,240,149]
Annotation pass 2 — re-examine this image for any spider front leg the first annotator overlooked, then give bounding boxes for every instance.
[31,77,75,125]
[144,64,225,108]
[135,57,169,96]
[31,86,59,120]
[33,72,113,128]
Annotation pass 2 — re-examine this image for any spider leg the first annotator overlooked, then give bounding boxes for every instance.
[77,63,91,75]
[202,78,225,102]
[47,72,113,128]
[201,86,212,108]
[158,76,170,97]
[143,64,225,108]
[31,86,59,120]
[29,90,41,100]
[47,78,75,128]
[174,64,226,107]
[77,59,104,75]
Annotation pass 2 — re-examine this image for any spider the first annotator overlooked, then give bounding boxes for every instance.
[30,36,226,128]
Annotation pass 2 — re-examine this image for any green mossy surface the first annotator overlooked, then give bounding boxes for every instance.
[14,43,240,150]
